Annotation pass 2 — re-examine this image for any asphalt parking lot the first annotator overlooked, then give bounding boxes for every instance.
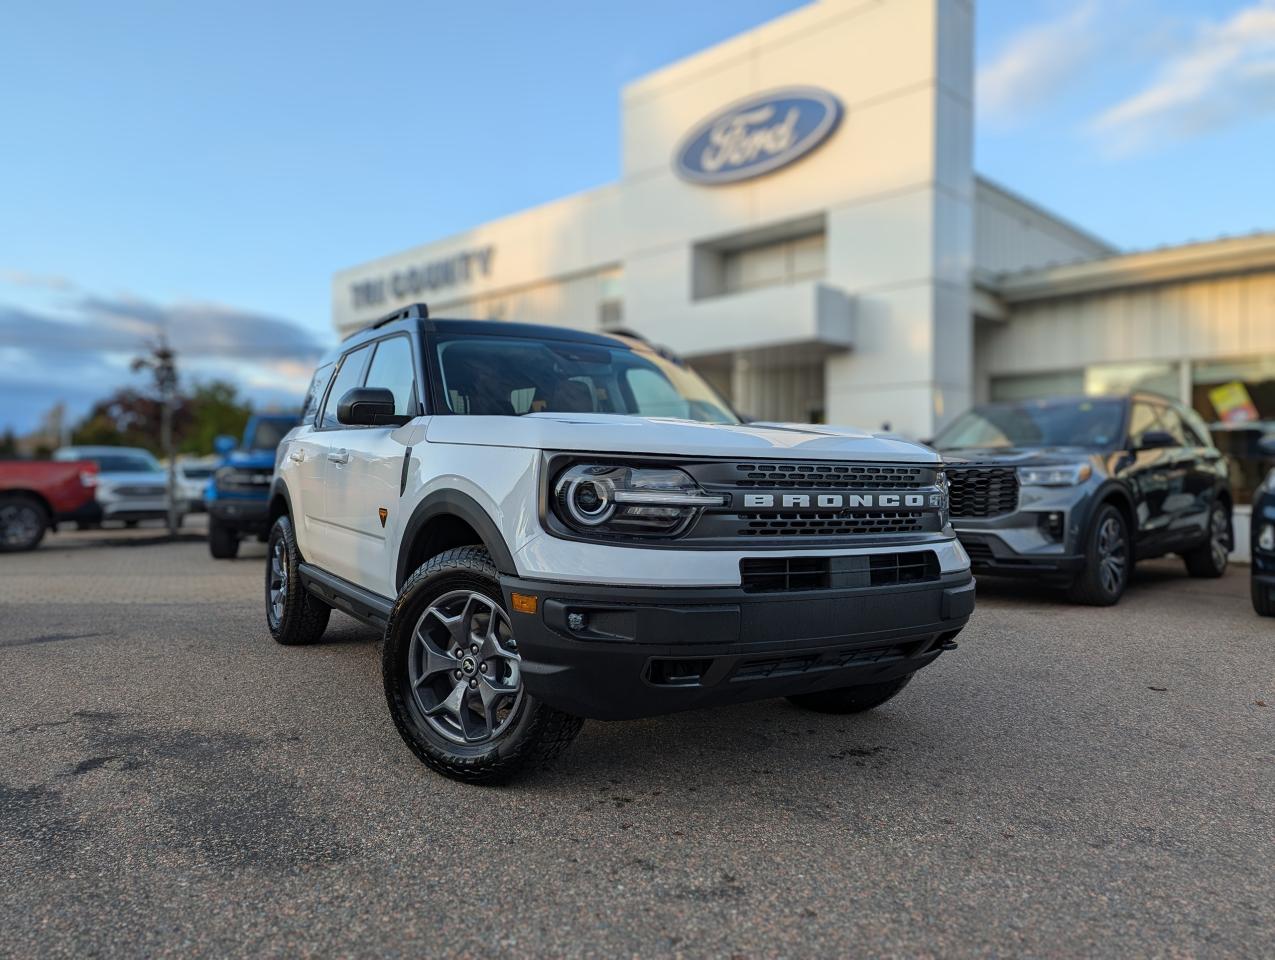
[2,524,1272,958]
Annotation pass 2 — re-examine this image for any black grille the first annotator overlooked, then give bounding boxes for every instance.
[733,644,913,681]
[114,485,165,497]
[735,510,927,537]
[960,540,996,564]
[740,551,940,593]
[731,462,927,489]
[946,466,1019,518]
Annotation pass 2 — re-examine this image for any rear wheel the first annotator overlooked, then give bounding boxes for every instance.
[383,546,583,783]
[787,675,911,714]
[1253,577,1275,617]
[1067,503,1130,606]
[1183,501,1230,579]
[265,515,330,645]
[208,519,240,559]
[0,495,48,552]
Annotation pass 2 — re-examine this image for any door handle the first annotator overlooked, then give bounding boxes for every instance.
[327,449,349,465]
[288,449,305,462]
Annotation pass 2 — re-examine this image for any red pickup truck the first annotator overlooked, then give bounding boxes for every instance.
[0,460,100,552]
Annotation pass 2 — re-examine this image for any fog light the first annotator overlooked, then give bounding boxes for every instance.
[1038,511,1065,541]
[1259,524,1275,553]
[567,612,586,632]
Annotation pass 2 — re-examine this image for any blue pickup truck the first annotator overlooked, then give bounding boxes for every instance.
[207,413,297,559]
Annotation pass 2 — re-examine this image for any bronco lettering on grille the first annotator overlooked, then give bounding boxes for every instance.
[741,492,944,509]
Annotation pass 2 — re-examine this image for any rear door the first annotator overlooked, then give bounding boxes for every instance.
[321,334,423,596]
[280,361,336,562]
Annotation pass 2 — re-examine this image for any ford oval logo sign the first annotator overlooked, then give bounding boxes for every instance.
[674,87,842,186]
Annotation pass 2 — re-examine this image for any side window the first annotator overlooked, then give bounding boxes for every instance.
[364,337,419,417]
[320,344,372,428]
[301,363,335,426]
[1178,403,1212,447]
[1128,402,1160,448]
[1155,405,1188,446]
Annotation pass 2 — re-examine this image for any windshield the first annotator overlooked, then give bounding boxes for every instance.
[434,336,738,424]
[247,418,295,451]
[934,398,1126,451]
[92,453,162,473]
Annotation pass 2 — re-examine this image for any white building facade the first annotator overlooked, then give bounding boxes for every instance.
[333,0,1275,513]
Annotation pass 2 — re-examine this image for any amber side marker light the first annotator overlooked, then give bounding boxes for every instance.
[511,593,538,614]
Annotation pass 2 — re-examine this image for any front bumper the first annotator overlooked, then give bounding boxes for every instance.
[100,499,188,522]
[500,571,975,720]
[955,532,1087,579]
[208,497,270,533]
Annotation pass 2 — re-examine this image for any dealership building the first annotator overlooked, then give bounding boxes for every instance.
[333,0,1275,518]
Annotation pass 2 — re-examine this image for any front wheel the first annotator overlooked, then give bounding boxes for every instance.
[1067,503,1130,606]
[265,516,330,645]
[0,495,48,552]
[208,519,240,559]
[383,546,583,784]
[787,675,912,714]
[1183,502,1230,579]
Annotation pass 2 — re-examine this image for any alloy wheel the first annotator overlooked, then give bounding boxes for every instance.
[408,589,523,745]
[0,503,41,549]
[268,537,288,623]
[1209,506,1230,571]
[1096,514,1127,596]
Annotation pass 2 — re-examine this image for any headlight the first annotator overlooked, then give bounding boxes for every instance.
[1018,463,1092,486]
[1259,524,1275,553]
[552,463,725,537]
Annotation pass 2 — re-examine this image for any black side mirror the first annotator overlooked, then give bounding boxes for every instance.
[1138,430,1177,450]
[337,387,411,427]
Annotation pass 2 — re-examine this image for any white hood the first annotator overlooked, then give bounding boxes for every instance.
[424,413,938,463]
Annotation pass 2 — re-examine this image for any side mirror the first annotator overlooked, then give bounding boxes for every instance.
[213,435,237,455]
[1138,430,1177,450]
[337,387,411,427]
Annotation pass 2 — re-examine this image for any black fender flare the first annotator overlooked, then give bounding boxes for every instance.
[268,478,294,525]
[1082,480,1137,540]
[395,490,518,589]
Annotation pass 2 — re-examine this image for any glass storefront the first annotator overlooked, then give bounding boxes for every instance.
[1192,356,1275,505]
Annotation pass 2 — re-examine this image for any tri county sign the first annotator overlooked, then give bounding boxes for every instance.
[674,87,842,186]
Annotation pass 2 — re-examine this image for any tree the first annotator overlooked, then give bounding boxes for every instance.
[70,380,253,456]
[181,381,252,454]
[0,429,16,458]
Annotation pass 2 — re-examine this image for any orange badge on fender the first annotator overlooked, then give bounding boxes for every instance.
[378,508,388,528]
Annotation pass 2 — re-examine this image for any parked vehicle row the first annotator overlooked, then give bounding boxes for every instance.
[207,414,298,559]
[0,458,99,551]
[54,446,189,529]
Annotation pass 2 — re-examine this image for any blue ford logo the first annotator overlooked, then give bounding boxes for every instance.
[674,87,842,186]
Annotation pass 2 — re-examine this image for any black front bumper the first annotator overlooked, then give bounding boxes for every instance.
[500,571,975,720]
[208,498,270,533]
[956,533,1086,580]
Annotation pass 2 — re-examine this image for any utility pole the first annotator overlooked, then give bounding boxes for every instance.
[132,335,179,538]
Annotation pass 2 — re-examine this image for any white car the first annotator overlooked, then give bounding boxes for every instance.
[176,456,219,513]
[54,446,189,528]
[264,304,974,782]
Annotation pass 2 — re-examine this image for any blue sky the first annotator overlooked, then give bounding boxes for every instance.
[2,0,1274,435]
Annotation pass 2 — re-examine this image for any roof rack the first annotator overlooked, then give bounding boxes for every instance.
[344,302,429,339]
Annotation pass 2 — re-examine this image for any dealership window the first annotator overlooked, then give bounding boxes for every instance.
[1192,355,1275,505]
[692,215,826,299]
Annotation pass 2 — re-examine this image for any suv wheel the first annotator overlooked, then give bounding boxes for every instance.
[1067,503,1130,606]
[383,546,583,784]
[1182,502,1230,579]
[265,515,330,645]
[1253,577,1275,617]
[209,518,240,559]
[787,675,911,714]
[0,495,48,552]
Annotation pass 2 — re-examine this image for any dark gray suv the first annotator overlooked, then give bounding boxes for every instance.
[933,393,1232,605]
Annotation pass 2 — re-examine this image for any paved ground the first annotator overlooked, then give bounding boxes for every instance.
[1,523,1271,959]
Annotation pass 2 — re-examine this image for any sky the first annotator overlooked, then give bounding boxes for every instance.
[2,0,1274,436]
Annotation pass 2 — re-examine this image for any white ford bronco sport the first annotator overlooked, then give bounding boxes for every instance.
[266,303,974,782]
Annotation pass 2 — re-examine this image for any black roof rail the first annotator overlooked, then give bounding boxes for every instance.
[344,302,429,340]
[604,327,649,343]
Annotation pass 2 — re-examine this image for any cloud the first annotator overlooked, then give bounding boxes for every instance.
[0,269,77,292]
[0,294,329,433]
[1090,0,1275,155]
[978,1,1102,124]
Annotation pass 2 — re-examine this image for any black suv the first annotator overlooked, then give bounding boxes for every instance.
[933,393,1232,605]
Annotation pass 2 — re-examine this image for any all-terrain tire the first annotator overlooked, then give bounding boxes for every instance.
[1067,503,1130,606]
[1182,501,1230,579]
[265,515,330,645]
[0,494,48,552]
[383,546,583,784]
[787,675,912,714]
[209,518,240,559]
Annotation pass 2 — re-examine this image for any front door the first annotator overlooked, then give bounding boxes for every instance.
[321,334,422,597]
[1120,400,1181,557]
